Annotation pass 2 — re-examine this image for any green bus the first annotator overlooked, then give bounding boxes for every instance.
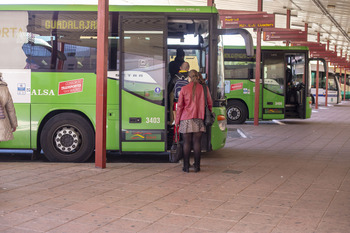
[0,4,253,162]
[224,46,312,124]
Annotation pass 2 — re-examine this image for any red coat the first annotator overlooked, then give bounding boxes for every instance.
[175,82,213,125]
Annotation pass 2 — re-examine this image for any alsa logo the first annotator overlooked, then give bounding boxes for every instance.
[31,89,55,96]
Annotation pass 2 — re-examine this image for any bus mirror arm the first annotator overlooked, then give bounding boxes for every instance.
[309,58,327,73]
[216,28,254,57]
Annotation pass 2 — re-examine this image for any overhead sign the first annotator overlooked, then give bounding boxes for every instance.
[310,51,337,59]
[291,42,326,51]
[263,28,307,42]
[220,13,275,29]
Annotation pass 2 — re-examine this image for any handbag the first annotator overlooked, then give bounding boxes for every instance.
[202,84,215,126]
[169,126,183,162]
[0,104,5,119]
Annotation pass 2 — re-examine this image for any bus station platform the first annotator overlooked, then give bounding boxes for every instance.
[1,102,350,233]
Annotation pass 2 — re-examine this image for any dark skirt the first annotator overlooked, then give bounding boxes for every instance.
[179,118,206,133]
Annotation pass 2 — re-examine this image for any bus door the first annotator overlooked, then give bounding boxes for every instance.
[119,15,167,152]
[262,52,285,120]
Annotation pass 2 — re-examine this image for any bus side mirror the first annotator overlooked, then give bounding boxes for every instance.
[216,28,254,57]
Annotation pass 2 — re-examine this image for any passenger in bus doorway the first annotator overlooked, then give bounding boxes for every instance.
[173,61,190,121]
[168,48,185,125]
[175,70,213,172]
[169,48,185,81]
[0,73,18,142]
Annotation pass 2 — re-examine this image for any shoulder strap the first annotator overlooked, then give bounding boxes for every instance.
[202,84,208,107]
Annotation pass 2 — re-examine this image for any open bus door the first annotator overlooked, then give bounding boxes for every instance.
[119,14,167,153]
[262,51,308,120]
[262,52,286,120]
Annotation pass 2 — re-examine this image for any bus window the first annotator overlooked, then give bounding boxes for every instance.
[289,54,306,85]
[122,17,165,104]
[328,75,337,91]
[25,11,98,72]
[224,61,256,80]
[224,49,256,80]
[263,54,284,95]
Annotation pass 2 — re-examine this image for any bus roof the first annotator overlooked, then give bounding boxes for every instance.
[0,5,218,13]
[224,45,309,51]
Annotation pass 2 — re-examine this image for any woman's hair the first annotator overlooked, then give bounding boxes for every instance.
[189,70,206,100]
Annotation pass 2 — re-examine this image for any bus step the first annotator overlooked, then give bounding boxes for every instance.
[285,105,299,118]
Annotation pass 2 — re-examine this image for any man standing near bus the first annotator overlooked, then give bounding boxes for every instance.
[169,48,185,81]
[168,48,185,124]
[173,61,190,120]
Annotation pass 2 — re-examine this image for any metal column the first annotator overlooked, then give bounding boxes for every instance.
[95,0,109,168]
[254,0,263,126]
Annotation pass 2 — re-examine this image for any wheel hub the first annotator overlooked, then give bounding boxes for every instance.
[54,126,80,153]
[228,107,240,120]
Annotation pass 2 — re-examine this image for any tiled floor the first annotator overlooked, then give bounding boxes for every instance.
[1,102,350,232]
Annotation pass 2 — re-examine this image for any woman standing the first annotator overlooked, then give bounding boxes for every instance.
[175,70,213,172]
[0,72,18,142]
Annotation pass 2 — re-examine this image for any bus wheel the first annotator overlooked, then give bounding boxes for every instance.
[40,113,94,162]
[226,100,247,124]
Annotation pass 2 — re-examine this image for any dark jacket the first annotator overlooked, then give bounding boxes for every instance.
[169,57,184,80]
[175,82,213,125]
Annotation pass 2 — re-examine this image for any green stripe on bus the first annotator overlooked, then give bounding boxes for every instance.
[0,5,216,13]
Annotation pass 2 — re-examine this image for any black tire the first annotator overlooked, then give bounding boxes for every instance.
[40,113,95,162]
[226,100,248,124]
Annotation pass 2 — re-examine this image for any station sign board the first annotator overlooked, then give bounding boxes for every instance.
[263,28,307,41]
[292,42,326,51]
[330,58,348,64]
[219,12,275,29]
[333,63,350,69]
[310,51,338,59]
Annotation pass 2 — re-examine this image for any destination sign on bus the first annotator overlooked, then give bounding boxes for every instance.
[224,52,255,61]
[44,20,97,30]
[220,13,275,29]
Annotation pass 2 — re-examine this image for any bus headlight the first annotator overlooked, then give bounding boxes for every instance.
[217,114,227,131]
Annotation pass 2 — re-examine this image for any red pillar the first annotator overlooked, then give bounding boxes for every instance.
[344,54,347,101]
[95,0,109,169]
[345,69,347,101]
[315,32,320,109]
[325,40,329,106]
[304,23,308,34]
[207,0,213,6]
[340,50,344,101]
[286,9,291,46]
[254,0,263,126]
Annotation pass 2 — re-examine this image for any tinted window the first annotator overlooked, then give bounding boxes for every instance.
[25,11,98,72]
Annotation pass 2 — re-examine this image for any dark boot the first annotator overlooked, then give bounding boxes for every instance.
[183,158,189,173]
[193,157,200,172]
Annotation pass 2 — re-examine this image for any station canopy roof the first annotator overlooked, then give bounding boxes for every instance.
[163,0,350,56]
